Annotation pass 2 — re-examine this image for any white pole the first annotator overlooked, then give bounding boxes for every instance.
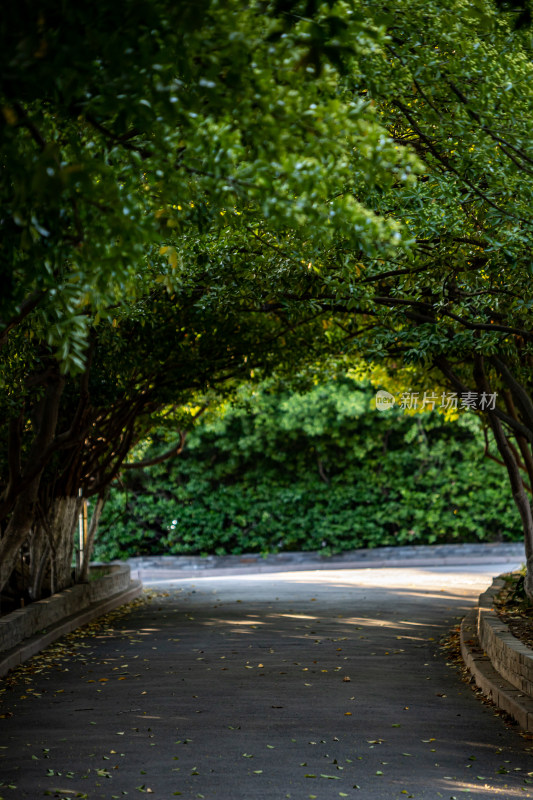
[77,488,83,580]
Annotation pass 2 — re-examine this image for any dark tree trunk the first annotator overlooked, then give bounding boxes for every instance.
[47,496,82,592]
[473,356,533,599]
[0,485,40,596]
[80,493,106,583]
[0,374,64,594]
[28,523,52,601]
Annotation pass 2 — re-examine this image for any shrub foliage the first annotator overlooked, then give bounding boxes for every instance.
[95,381,521,560]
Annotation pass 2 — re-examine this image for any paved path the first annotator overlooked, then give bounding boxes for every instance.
[1,562,533,800]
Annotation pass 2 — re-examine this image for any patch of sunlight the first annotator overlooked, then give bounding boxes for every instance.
[438,778,531,797]
[210,619,266,626]
[340,617,439,630]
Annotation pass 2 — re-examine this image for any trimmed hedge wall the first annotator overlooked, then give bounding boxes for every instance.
[94,381,522,560]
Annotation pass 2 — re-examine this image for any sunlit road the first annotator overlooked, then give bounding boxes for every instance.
[1,562,532,799]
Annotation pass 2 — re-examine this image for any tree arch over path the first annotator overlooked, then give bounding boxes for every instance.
[2,0,533,599]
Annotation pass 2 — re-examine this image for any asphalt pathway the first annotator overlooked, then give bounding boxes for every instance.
[1,562,533,800]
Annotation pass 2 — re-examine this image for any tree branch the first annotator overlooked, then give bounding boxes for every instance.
[123,430,188,469]
[12,102,46,150]
[0,291,47,348]
[392,98,532,224]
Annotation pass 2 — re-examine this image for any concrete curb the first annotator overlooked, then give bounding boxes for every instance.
[0,563,132,654]
[134,556,525,582]
[0,580,143,678]
[460,580,533,732]
[477,579,533,697]
[129,542,526,581]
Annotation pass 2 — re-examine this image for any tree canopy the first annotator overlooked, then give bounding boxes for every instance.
[0,0,418,598]
[2,0,533,601]
[328,0,533,591]
[1,0,413,367]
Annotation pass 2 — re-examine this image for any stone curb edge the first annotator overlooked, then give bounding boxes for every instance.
[0,563,132,654]
[135,554,524,582]
[460,593,533,732]
[0,580,143,679]
[128,541,526,576]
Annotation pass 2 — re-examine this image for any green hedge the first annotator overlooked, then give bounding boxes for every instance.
[94,380,522,560]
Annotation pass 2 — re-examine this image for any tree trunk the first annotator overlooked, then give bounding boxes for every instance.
[0,374,65,594]
[80,493,106,583]
[471,355,533,600]
[28,523,51,601]
[487,412,533,599]
[47,496,82,592]
[0,482,41,594]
